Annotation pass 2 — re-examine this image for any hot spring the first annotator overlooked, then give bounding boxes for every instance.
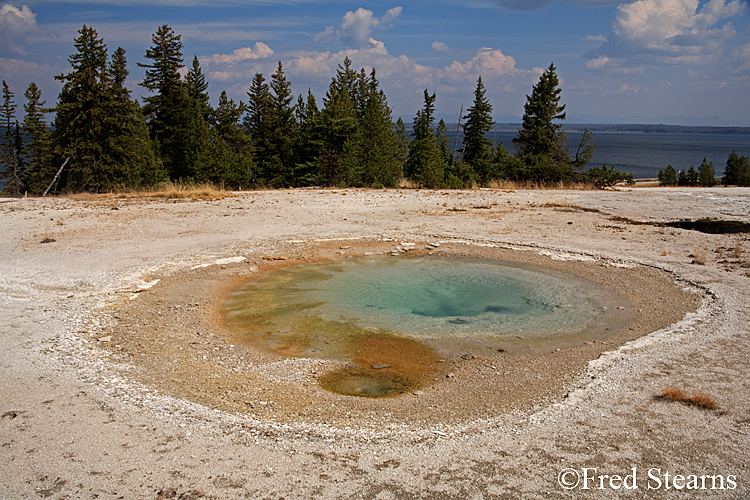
[222,255,631,397]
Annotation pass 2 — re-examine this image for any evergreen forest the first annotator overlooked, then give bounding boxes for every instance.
[0,25,646,196]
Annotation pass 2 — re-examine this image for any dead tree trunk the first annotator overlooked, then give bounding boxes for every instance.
[42,158,69,197]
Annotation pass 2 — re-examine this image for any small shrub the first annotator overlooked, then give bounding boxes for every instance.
[584,164,634,188]
[660,385,688,402]
[689,392,719,410]
[657,385,718,410]
[691,248,708,265]
[732,240,743,259]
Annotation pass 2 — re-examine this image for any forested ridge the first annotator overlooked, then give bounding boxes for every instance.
[2,24,639,196]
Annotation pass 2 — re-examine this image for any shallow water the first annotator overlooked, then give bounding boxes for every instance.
[222,255,630,396]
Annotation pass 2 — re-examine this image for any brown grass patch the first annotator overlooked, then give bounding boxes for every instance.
[116,180,230,200]
[65,181,231,201]
[691,248,708,265]
[484,179,598,190]
[657,385,719,410]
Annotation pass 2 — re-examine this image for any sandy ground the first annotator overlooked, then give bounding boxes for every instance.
[1,186,749,499]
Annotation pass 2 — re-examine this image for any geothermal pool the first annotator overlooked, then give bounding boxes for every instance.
[222,255,630,396]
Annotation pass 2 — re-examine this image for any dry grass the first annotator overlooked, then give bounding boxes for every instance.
[660,385,689,402]
[657,385,719,410]
[484,179,597,190]
[732,240,743,259]
[691,247,708,265]
[65,181,231,201]
[400,178,602,190]
[399,178,417,189]
[116,181,230,200]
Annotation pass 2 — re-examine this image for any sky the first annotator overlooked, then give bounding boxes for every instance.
[1,0,749,126]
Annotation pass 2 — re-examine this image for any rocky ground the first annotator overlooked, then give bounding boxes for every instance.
[1,186,749,499]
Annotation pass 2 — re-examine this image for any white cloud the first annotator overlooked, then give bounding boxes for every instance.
[732,42,750,72]
[314,7,402,46]
[0,4,43,57]
[586,55,609,69]
[286,43,540,101]
[288,38,422,83]
[439,47,526,84]
[586,0,747,67]
[617,82,640,94]
[0,57,62,105]
[210,71,232,82]
[205,42,274,65]
[381,6,402,24]
[199,37,546,120]
[581,35,607,43]
[0,56,50,81]
[612,0,740,46]
[432,41,449,52]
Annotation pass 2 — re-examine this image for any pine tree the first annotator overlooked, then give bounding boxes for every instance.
[210,90,253,188]
[353,84,402,187]
[462,77,495,184]
[395,117,409,167]
[313,79,358,186]
[304,58,397,187]
[406,90,446,188]
[658,165,678,186]
[335,57,358,103]
[139,25,183,119]
[52,25,112,192]
[354,67,370,118]
[292,89,321,186]
[678,166,699,186]
[140,25,209,181]
[1,81,25,196]
[245,72,271,186]
[264,61,297,187]
[295,94,306,125]
[495,141,525,180]
[108,47,165,187]
[110,47,129,101]
[573,128,596,170]
[436,119,453,167]
[404,90,434,179]
[513,63,573,182]
[723,150,750,186]
[698,158,716,187]
[185,55,211,121]
[22,82,51,194]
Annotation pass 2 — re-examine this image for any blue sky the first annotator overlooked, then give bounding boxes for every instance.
[1,0,749,125]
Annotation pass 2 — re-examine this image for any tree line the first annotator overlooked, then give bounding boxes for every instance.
[2,24,632,196]
[657,152,750,187]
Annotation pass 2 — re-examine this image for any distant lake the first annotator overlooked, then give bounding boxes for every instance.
[447,130,750,179]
